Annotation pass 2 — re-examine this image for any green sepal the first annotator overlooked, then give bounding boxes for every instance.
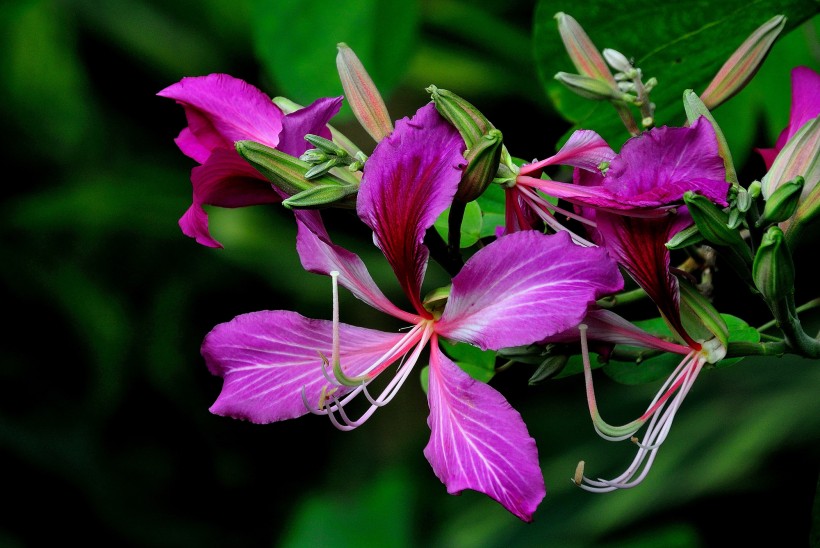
[678,276,729,351]
[528,354,569,385]
[427,85,493,148]
[757,175,804,227]
[753,225,795,302]
[282,183,358,209]
[683,191,753,262]
[456,129,503,203]
[683,90,738,185]
[236,140,348,196]
[665,223,705,250]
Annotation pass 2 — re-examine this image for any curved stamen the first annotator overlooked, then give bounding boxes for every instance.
[576,351,707,491]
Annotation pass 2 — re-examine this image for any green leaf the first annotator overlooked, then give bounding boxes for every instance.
[533,0,819,148]
[476,183,507,238]
[250,0,419,120]
[439,339,497,383]
[433,201,483,248]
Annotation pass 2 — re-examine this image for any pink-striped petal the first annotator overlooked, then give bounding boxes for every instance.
[278,96,344,157]
[519,129,615,176]
[424,340,546,522]
[436,230,623,350]
[595,212,696,346]
[202,310,406,423]
[759,66,820,167]
[158,73,284,162]
[357,103,466,313]
[295,211,419,324]
[605,118,728,206]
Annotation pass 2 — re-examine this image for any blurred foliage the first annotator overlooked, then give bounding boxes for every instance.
[0,0,818,546]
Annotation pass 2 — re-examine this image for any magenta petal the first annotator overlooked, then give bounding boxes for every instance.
[605,118,728,206]
[202,310,405,423]
[278,96,344,157]
[424,341,545,522]
[357,103,466,312]
[437,230,623,350]
[777,66,820,149]
[179,148,283,248]
[520,129,615,176]
[158,74,284,161]
[295,212,419,324]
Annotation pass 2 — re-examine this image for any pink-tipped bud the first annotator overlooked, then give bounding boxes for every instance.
[555,12,617,85]
[336,43,393,142]
[700,15,786,110]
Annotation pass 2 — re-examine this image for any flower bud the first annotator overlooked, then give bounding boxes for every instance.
[761,116,819,200]
[235,140,353,199]
[683,90,738,184]
[757,176,804,227]
[683,191,748,252]
[427,86,493,146]
[554,72,631,102]
[665,223,705,250]
[602,48,633,74]
[282,183,357,209]
[700,15,786,110]
[554,12,616,84]
[456,129,503,203]
[336,43,393,142]
[753,225,795,301]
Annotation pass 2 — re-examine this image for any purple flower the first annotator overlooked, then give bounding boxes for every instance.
[200,104,623,520]
[158,74,343,247]
[528,120,732,492]
[514,118,728,344]
[756,66,820,169]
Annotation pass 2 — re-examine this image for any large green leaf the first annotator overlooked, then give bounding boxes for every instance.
[250,0,420,119]
[533,0,819,148]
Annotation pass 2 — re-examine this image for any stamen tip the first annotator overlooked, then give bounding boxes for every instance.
[574,460,586,485]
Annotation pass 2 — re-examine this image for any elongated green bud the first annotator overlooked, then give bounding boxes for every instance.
[427,85,493,148]
[456,129,503,202]
[786,182,820,247]
[554,12,617,85]
[282,183,357,209]
[665,223,705,250]
[683,191,748,251]
[700,15,786,110]
[682,90,738,184]
[753,226,795,301]
[678,277,729,360]
[428,86,503,202]
[554,72,630,102]
[757,176,804,227]
[236,140,350,198]
[336,43,393,142]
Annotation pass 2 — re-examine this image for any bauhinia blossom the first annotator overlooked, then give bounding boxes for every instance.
[200,104,623,520]
[158,74,343,247]
[523,117,731,490]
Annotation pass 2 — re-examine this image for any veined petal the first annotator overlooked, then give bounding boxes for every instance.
[424,340,545,522]
[605,118,728,206]
[437,230,623,350]
[158,74,284,162]
[357,103,466,312]
[772,66,820,156]
[278,96,344,157]
[519,130,614,176]
[180,148,283,248]
[202,310,406,423]
[295,212,420,324]
[595,212,691,344]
